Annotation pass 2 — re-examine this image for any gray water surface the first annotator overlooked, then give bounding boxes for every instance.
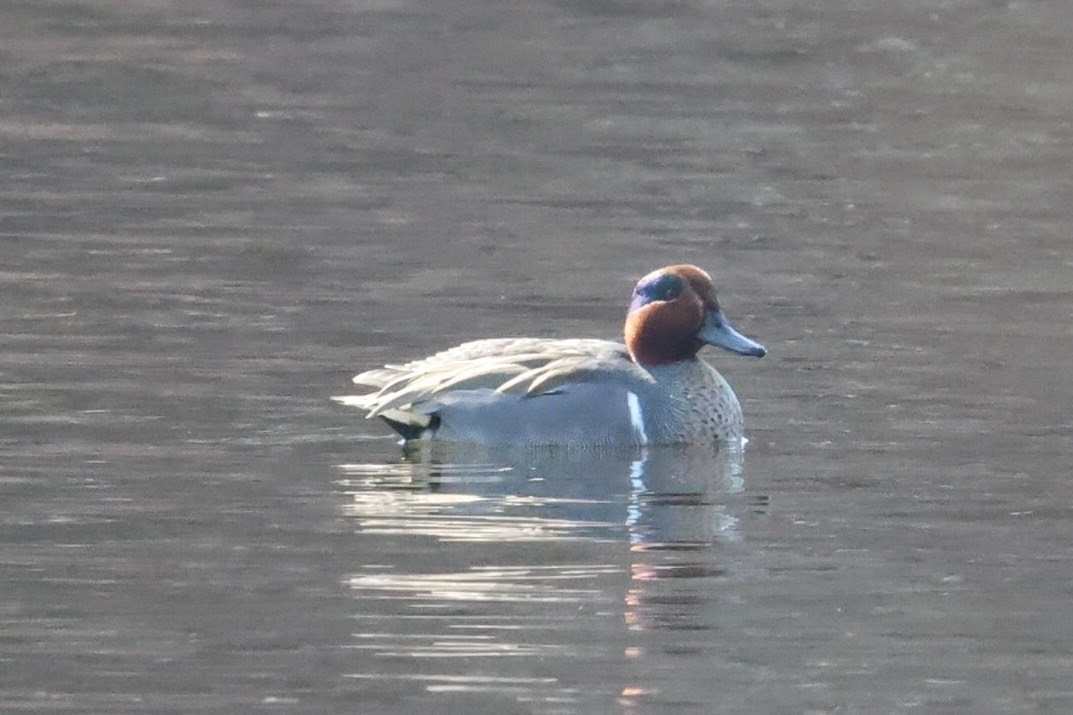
[4,1,1073,712]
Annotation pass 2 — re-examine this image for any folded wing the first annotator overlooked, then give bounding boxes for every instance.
[332,337,654,419]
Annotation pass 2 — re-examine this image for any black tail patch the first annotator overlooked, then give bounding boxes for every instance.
[380,413,441,441]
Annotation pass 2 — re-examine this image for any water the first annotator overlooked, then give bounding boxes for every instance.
[3,0,1073,712]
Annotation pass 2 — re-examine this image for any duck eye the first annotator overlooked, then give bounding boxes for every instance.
[652,273,682,301]
[631,272,686,312]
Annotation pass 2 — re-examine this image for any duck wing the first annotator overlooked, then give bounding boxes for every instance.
[333,337,654,419]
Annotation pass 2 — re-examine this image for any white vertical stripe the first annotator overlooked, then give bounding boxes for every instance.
[626,391,648,446]
[626,454,646,542]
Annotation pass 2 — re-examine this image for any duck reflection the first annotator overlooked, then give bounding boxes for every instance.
[339,443,764,706]
[340,442,747,546]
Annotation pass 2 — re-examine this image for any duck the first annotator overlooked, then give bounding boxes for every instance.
[333,264,765,446]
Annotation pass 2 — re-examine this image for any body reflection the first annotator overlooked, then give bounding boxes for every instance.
[339,443,765,709]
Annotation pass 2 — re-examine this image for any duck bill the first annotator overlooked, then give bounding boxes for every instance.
[699,310,766,357]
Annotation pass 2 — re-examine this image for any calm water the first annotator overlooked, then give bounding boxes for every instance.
[3,0,1073,712]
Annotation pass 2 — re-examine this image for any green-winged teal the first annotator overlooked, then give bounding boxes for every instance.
[334,265,765,446]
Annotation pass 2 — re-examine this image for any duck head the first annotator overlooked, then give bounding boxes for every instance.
[625,264,766,367]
